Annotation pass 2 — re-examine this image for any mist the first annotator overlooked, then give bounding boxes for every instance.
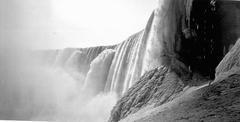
[0,1,122,121]
[0,0,160,121]
[0,45,117,121]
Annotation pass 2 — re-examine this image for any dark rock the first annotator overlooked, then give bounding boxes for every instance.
[180,0,222,78]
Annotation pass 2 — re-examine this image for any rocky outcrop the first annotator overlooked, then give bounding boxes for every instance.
[109,38,240,122]
[215,39,240,81]
[108,67,186,122]
[122,74,240,122]
[108,64,213,122]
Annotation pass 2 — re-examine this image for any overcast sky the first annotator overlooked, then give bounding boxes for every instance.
[0,0,156,49]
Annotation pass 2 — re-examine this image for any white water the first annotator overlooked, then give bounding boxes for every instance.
[104,31,146,95]
[142,0,190,73]
[0,0,197,121]
[0,48,117,121]
[40,1,177,97]
[41,0,188,97]
[83,49,115,96]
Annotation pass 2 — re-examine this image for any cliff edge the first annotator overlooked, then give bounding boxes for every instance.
[109,39,240,122]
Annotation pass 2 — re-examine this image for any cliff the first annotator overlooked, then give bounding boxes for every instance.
[109,39,240,122]
[108,0,240,121]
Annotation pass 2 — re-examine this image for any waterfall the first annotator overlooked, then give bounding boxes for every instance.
[103,0,195,96]
[64,50,86,83]
[83,49,115,96]
[142,0,193,73]
[44,0,195,96]
[52,46,114,82]
[37,0,240,97]
[3,0,240,121]
[104,31,146,95]
[53,48,77,68]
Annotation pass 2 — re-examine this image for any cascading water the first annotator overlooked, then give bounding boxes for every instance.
[40,0,212,97]
[83,49,115,96]
[2,0,240,122]
[104,31,145,95]
[142,0,194,74]
[36,0,196,97]
[51,46,114,83]
[103,0,196,96]
[36,0,240,98]
[53,48,77,68]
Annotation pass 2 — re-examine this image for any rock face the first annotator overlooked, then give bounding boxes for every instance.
[108,67,186,122]
[142,0,193,73]
[122,74,240,122]
[141,0,235,79]
[108,0,240,121]
[219,1,240,55]
[108,38,240,122]
[215,39,240,81]
[180,0,222,77]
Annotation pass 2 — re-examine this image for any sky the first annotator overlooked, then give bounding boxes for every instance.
[0,0,156,49]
